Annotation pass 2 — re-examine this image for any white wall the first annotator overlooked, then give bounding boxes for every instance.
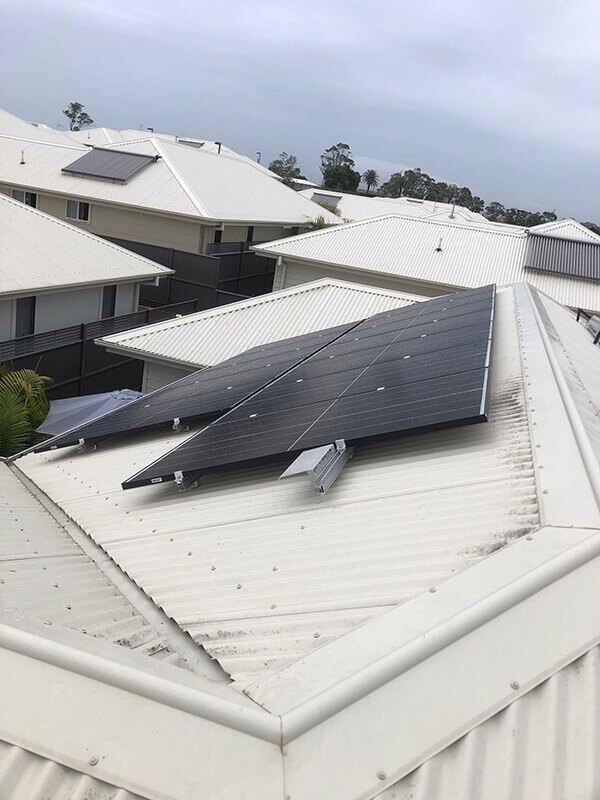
[142,361,194,393]
[114,283,138,315]
[274,259,448,298]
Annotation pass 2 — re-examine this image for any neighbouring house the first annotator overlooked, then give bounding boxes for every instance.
[300,188,489,223]
[0,193,171,341]
[3,282,600,798]
[253,213,600,314]
[97,278,422,392]
[0,107,338,258]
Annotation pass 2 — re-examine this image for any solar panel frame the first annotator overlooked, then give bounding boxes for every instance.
[62,148,157,182]
[122,285,496,489]
[34,322,361,453]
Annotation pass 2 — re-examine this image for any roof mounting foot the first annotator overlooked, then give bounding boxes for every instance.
[279,439,353,494]
[172,417,188,433]
[173,470,201,491]
[76,438,98,453]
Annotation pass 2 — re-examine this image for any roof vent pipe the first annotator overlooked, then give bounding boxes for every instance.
[449,202,456,219]
[435,237,443,252]
[19,150,25,165]
[216,141,222,155]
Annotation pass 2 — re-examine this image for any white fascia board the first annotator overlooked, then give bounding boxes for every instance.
[97,342,203,370]
[0,622,282,800]
[280,527,600,800]
[514,282,600,527]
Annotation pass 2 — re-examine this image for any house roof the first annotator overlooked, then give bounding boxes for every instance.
[254,213,600,312]
[526,232,600,281]
[68,126,279,180]
[0,107,78,147]
[97,278,422,368]
[530,218,600,241]
[4,282,600,798]
[300,188,489,223]
[0,194,171,297]
[0,109,335,225]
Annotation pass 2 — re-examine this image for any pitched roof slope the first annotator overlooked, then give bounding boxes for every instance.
[0,110,337,224]
[0,107,79,147]
[300,188,487,223]
[0,194,171,296]
[530,218,600,241]
[98,279,421,367]
[16,285,542,687]
[254,214,600,311]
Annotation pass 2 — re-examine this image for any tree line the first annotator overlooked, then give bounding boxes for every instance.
[269,142,598,232]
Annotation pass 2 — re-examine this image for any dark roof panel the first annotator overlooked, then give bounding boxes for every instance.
[525,234,600,282]
[62,148,157,182]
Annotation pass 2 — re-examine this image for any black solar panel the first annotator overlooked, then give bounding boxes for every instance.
[34,322,358,453]
[62,148,157,182]
[122,285,495,489]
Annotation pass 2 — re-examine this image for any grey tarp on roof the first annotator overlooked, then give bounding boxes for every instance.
[37,389,141,436]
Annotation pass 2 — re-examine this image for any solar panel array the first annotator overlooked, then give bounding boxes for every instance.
[62,148,157,182]
[34,323,358,453]
[123,285,495,489]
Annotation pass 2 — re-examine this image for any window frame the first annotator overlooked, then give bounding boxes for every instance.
[65,198,90,223]
[12,188,37,208]
[101,284,117,319]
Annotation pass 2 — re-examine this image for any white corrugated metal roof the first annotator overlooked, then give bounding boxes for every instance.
[255,214,600,312]
[98,279,422,368]
[299,189,488,223]
[530,218,600,241]
[0,739,146,800]
[377,643,600,800]
[68,127,280,179]
[0,462,176,662]
[0,194,171,296]
[16,287,541,688]
[0,109,338,225]
[0,108,79,147]
[5,282,600,799]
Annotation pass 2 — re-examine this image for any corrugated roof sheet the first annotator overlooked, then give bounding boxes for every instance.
[0,463,175,662]
[0,110,336,224]
[0,739,145,800]
[255,214,600,312]
[377,643,600,800]
[98,279,421,367]
[0,108,78,147]
[525,232,600,281]
[16,286,541,688]
[299,189,488,223]
[530,218,600,241]
[0,194,171,296]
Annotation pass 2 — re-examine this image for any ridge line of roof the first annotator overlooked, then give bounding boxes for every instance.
[150,138,211,217]
[0,132,86,150]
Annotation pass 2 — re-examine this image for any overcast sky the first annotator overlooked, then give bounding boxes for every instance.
[2,0,599,219]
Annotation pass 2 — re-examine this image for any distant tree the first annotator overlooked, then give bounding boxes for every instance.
[399,168,432,199]
[322,164,361,192]
[62,101,94,131]
[503,208,557,227]
[425,181,451,202]
[484,201,506,221]
[470,196,485,214]
[320,143,355,175]
[583,221,600,236]
[380,172,405,198]
[362,169,379,193]
[303,214,339,232]
[268,152,304,184]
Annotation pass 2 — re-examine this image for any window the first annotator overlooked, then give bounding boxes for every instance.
[213,229,222,244]
[15,296,36,338]
[101,284,117,319]
[12,189,37,208]
[66,199,90,222]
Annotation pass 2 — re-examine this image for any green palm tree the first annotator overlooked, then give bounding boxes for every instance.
[362,169,380,193]
[0,367,52,456]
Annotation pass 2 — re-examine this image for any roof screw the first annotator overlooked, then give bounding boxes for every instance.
[272,566,278,571]
[377,770,387,780]
[88,756,98,766]
[211,565,216,571]
[271,604,277,609]
[511,680,520,690]
[429,586,437,593]
[237,583,242,589]
[526,535,533,541]
[543,489,549,494]
[313,632,321,638]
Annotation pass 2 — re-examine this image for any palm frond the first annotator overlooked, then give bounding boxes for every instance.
[0,388,32,457]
